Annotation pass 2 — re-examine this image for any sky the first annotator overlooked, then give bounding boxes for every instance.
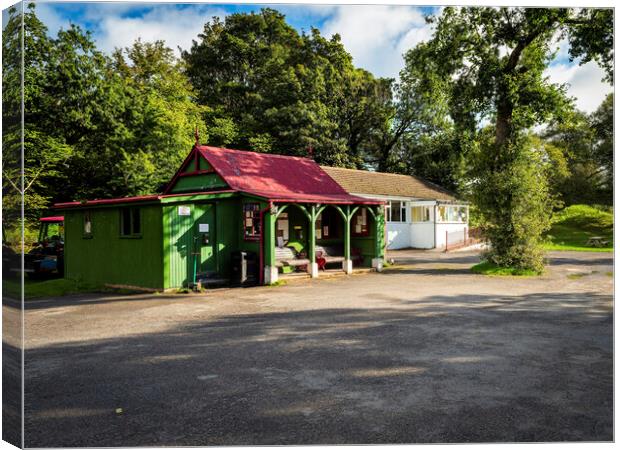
[4,1,612,113]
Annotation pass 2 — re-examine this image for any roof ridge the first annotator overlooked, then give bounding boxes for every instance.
[200,146,313,162]
[321,165,414,178]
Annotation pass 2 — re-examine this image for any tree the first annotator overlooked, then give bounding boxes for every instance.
[543,94,613,205]
[2,3,213,225]
[2,4,75,229]
[399,7,613,272]
[108,40,209,195]
[183,9,393,167]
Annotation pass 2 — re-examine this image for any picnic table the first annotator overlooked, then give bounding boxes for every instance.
[586,236,609,248]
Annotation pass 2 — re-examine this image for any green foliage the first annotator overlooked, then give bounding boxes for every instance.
[542,94,613,205]
[2,277,103,299]
[183,9,393,167]
[473,132,554,273]
[108,39,210,195]
[566,9,614,83]
[544,204,613,252]
[2,3,613,268]
[399,7,613,271]
[471,261,539,277]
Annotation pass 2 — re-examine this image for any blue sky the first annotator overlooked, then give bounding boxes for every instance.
[4,1,612,112]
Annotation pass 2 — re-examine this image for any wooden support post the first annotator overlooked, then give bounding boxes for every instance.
[343,205,353,274]
[344,205,351,260]
[371,206,384,271]
[263,206,278,284]
[307,204,318,277]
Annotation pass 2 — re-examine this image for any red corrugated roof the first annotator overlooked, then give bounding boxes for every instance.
[197,146,381,205]
[40,216,64,222]
[54,146,384,209]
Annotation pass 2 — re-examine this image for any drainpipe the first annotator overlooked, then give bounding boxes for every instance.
[258,202,273,286]
[433,202,437,249]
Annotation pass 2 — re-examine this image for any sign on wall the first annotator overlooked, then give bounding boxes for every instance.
[178,206,191,216]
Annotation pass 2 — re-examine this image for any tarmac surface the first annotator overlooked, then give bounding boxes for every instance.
[4,250,613,445]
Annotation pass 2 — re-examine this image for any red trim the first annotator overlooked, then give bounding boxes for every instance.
[54,190,237,209]
[40,216,64,222]
[266,196,383,205]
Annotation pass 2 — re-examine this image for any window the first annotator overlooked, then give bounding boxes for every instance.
[243,203,261,239]
[351,208,370,237]
[316,209,340,240]
[387,201,406,222]
[120,207,142,237]
[83,212,92,238]
[437,205,468,223]
[411,206,432,222]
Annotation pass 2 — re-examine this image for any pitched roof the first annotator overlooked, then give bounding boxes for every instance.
[321,166,457,201]
[196,146,381,204]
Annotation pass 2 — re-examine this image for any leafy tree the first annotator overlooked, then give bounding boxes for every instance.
[400,7,613,272]
[2,4,76,230]
[590,93,613,198]
[108,40,209,195]
[543,94,613,205]
[183,9,393,167]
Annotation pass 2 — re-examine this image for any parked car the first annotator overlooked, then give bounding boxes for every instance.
[24,216,65,278]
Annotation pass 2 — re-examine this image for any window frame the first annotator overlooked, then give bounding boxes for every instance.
[411,205,432,223]
[437,205,468,224]
[120,207,143,239]
[243,202,262,241]
[387,200,407,223]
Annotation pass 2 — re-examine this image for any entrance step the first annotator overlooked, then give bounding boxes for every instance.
[196,277,229,288]
[195,271,229,289]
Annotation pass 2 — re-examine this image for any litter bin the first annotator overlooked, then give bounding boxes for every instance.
[231,251,259,287]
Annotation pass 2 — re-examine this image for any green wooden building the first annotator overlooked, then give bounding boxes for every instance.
[55,145,385,290]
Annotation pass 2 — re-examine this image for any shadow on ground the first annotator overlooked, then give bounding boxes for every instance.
[24,290,612,446]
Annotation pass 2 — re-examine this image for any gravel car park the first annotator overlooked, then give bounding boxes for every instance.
[5,250,612,446]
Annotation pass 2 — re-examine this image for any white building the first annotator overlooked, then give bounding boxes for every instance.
[322,166,469,250]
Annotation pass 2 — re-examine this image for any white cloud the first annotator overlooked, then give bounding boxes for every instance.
[94,5,227,55]
[321,5,432,79]
[545,61,611,113]
[34,2,71,34]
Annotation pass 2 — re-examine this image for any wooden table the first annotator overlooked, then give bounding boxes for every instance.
[586,236,609,247]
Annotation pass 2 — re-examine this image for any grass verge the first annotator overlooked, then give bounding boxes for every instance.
[471,261,540,277]
[4,277,113,299]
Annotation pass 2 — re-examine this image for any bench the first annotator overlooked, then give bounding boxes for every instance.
[274,246,310,268]
[315,245,345,270]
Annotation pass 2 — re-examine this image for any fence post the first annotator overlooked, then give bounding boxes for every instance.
[445,230,448,252]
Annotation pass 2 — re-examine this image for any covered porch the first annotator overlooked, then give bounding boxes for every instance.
[262,201,385,284]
